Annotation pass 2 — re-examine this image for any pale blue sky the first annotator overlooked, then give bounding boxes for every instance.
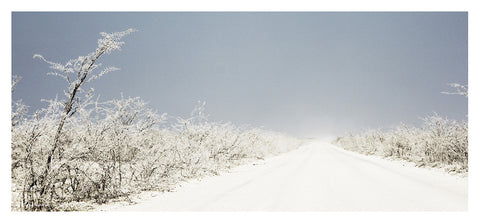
[12,12,467,137]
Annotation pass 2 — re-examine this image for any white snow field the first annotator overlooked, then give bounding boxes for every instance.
[104,141,467,211]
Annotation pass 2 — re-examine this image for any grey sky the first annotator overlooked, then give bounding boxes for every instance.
[12,12,467,137]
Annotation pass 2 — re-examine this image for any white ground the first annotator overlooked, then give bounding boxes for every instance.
[99,141,467,211]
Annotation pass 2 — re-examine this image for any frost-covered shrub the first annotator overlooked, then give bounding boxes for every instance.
[11,98,301,211]
[11,29,302,211]
[420,115,468,167]
[333,114,468,173]
[11,29,136,211]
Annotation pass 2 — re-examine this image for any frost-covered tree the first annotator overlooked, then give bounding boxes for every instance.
[33,29,135,203]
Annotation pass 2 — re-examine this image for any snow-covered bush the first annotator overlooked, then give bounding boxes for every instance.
[333,114,468,173]
[11,30,302,211]
[12,29,136,211]
[11,97,301,211]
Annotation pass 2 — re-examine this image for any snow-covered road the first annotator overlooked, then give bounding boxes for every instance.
[109,141,467,211]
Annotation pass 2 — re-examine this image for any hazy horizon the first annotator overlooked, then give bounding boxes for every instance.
[12,12,468,137]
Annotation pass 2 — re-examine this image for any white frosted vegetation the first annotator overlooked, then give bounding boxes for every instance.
[11,30,301,211]
[333,114,468,174]
[11,97,300,211]
[441,83,468,98]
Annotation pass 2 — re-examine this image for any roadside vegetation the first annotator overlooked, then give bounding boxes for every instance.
[11,29,302,211]
[333,114,468,174]
[334,82,468,175]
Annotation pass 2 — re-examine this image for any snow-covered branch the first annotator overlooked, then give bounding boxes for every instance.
[441,83,468,98]
[12,75,22,92]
